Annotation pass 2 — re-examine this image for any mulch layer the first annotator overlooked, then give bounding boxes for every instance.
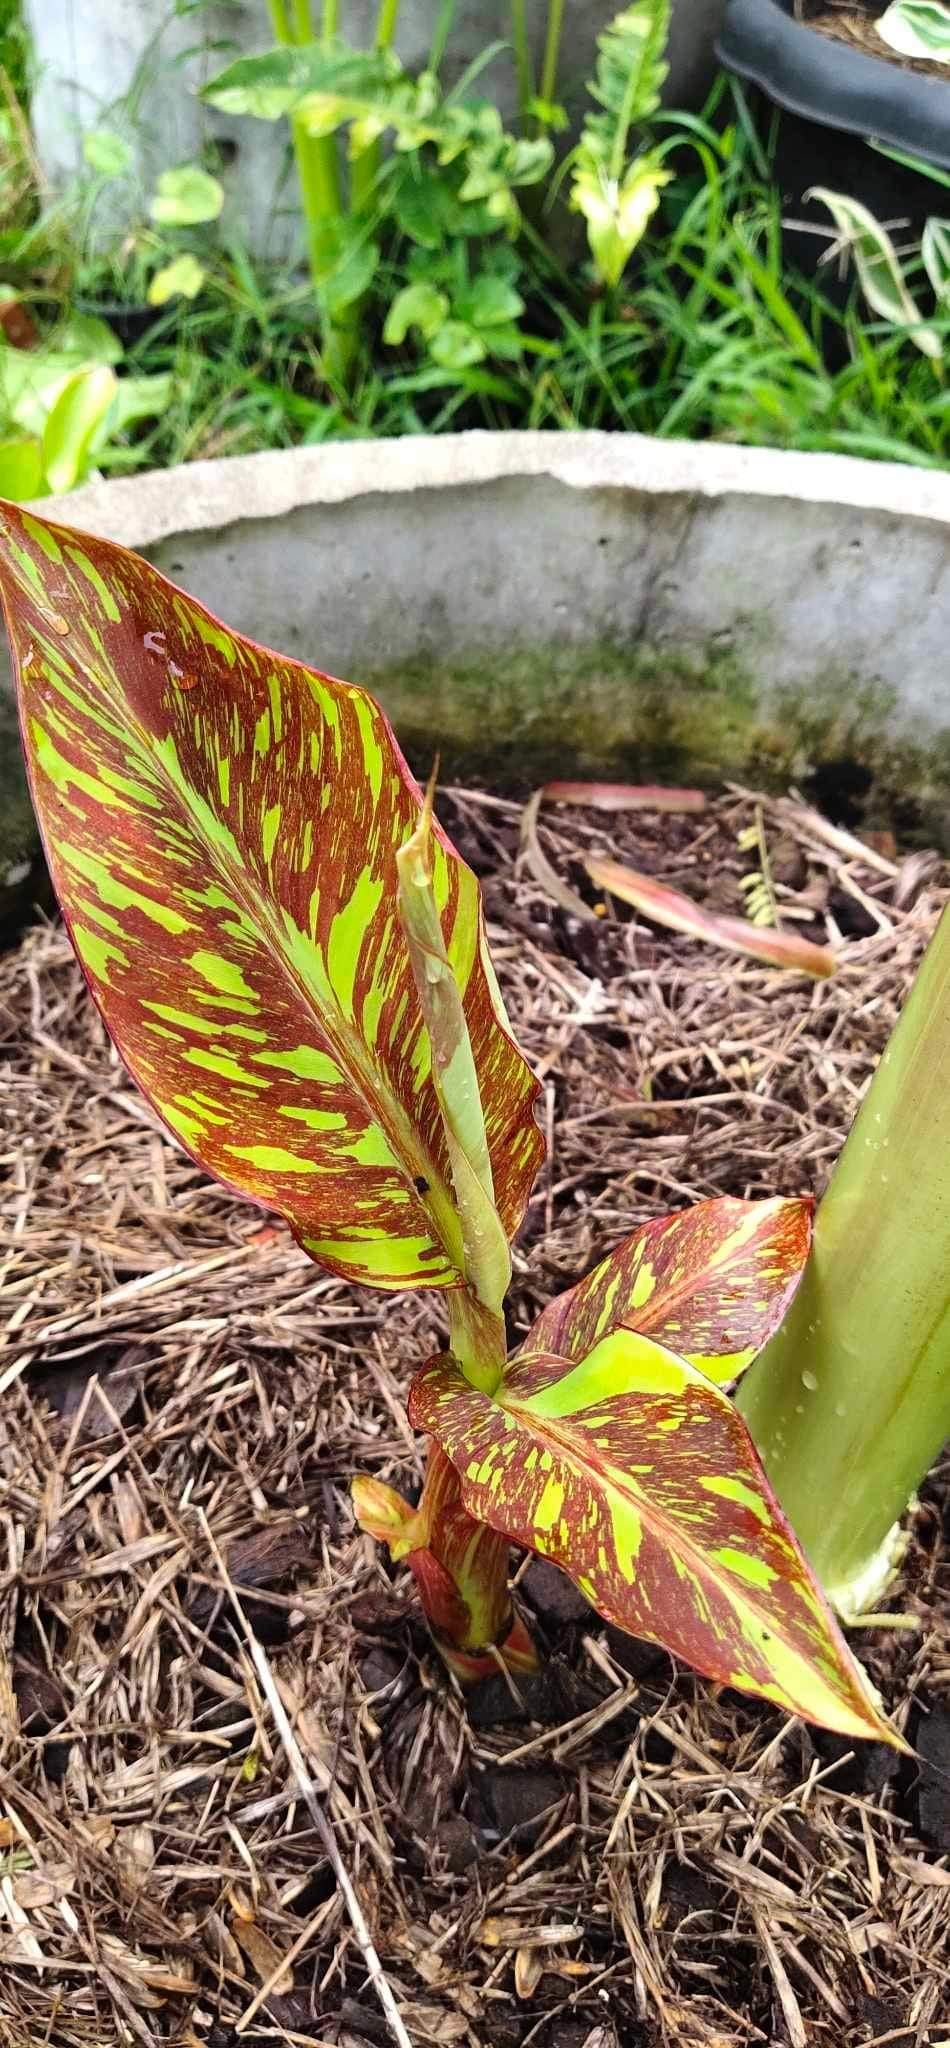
[799,1,950,77]
[1,784,949,2048]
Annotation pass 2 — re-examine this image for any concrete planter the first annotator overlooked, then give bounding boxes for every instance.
[3,431,950,921]
[26,2,725,255]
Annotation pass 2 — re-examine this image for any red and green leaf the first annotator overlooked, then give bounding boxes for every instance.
[409,1335,897,1742]
[587,854,837,979]
[522,1196,814,1387]
[0,498,542,1291]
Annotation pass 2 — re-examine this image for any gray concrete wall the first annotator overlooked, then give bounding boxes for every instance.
[3,434,950,895]
[25,1,725,256]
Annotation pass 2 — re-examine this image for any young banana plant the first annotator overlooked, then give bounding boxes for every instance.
[0,496,903,1744]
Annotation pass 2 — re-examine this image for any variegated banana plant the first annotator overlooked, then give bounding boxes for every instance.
[0,497,913,1746]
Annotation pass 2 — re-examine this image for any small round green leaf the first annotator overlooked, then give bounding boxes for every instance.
[83,129,134,178]
[149,165,225,227]
[148,254,206,306]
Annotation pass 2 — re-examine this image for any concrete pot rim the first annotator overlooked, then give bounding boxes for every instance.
[37,429,950,553]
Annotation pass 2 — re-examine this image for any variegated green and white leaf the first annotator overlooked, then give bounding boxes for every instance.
[0,498,542,1292]
[410,1334,896,1742]
[810,187,941,359]
[523,1196,814,1386]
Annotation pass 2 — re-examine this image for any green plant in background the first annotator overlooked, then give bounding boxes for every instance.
[811,185,949,363]
[570,0,672,289]
[9,495,950,1750]
[203,3,554,386]
[0,312,171,499]
[0,132,220,499]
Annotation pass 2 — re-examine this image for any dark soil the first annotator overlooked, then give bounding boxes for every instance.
[1,787,948,2047]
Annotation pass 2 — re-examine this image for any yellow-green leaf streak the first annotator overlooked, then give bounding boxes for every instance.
[0,496,543,1294]
[409,1330,897,1745]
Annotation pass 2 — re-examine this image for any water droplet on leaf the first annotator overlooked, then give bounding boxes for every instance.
[801,1370,818,1392]
[49,614,69,636]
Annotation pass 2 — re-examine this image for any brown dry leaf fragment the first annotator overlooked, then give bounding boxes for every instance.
[587,854,837,977]
[230,1915,294,1994]
[514,1944,544,1998]
[543,781,706,814]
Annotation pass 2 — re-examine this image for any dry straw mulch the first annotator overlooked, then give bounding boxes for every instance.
[1,786,949,2048]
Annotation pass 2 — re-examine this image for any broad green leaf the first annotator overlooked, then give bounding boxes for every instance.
[383,282,449,347]
[320,232,380,317]
[0,501,542,1293]
[878,0,950,59]
[521,1197,814,1387]
[149,165,224,228]
[54,315,124,366]
[409,1334,896,1742]
[204,43,440,152]
[103,374,174,438]
[922,217,950,306]
[83,129,134,178]
[810,187,942,360]
[430,321,486,369]
[0,438,44,501]
[203,44,401,122]
[148,254,206,305]
[40,365,117,494]
[453,276,524,329]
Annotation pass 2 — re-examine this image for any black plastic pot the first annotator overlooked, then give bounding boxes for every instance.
[717,1,950,328]
[718,0,950,169]
[73,299,163,349]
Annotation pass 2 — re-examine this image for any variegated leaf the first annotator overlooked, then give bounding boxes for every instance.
[409,1335,896,1742]
[0,498,542,1290]
[521,1197,813,1387]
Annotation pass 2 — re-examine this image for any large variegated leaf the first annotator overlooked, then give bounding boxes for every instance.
[409,1335,896,1742]
[521,1197,813,1387]
[0,498,542,1290]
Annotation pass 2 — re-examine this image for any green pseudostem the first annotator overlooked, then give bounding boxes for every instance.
[267,0,356,384]
[739,906,950,1620]
[371,776,522,1664]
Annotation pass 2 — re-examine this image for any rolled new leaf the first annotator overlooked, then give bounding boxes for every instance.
[587,855,836,979]
[522,1196,813,1386]
[0,498,542,1292]
[397,777,512,1317]
[410,1331,898,1743]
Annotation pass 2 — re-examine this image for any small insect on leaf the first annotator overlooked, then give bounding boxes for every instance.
[0,497,542,1295]
[410,1333,900,1744]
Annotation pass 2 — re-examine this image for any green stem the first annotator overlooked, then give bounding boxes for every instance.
[353,1446,539,1682]
[321,0,339,41]
[446,1288,508,1398]
[267,0,294,43]
[374,0,402,50]
[510,0,535,125]
[738,907,950,1617]
[539,0,565,108]
[292,0,314,39]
